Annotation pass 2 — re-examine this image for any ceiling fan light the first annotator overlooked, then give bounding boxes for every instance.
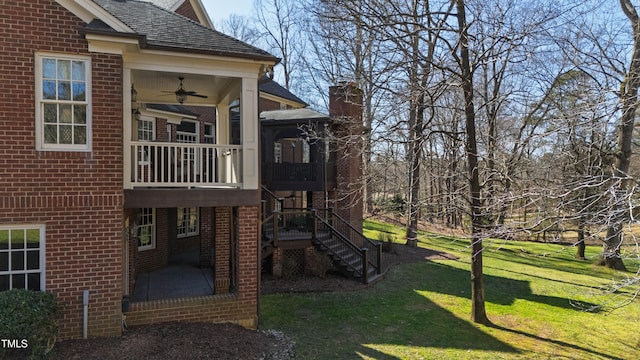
[131,84,137,102]
[176,93,186,104]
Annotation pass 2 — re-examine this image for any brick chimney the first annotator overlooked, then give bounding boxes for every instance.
[328,82,364,232]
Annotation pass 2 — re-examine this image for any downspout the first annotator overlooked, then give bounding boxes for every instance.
[82,290,90,339]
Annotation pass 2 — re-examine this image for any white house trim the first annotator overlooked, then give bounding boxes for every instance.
[75,0,135,33]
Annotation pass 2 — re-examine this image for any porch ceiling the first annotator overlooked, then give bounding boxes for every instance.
[132,70,238,105]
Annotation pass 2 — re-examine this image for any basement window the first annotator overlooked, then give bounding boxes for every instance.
[0,225,46,291]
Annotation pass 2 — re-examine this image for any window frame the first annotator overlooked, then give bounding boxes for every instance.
[137,115,155,165]
[0,225,46,291]
[35,52,92,152]
[177,207,199,238]
[137,208,156,251]
[204,122,215,144]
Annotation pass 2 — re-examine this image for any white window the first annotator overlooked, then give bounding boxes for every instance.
[137,116,155,165]
[35,53,91,151]
[302,139,310,163]
[204,123,215,144]
[177,120,198,143]
[177,207,199,238]
[0,225,46,291]
[177,120,199,177]
[274,142,282,164]
[138,116,155,142]
[137,208,155,250]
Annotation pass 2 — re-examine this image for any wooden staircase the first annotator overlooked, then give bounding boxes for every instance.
[312,228,379,282]
[260,202,382,283]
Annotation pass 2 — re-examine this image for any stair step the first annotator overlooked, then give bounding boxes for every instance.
[261,246,274,260]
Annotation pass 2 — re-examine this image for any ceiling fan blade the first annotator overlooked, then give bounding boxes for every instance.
[189,94,208,99]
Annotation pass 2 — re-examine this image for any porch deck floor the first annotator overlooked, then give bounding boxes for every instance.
[133,264,215,302]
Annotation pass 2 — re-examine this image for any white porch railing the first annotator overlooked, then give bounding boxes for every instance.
[127,141,242,188]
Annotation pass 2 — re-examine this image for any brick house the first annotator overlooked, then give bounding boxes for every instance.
[0,0,279,339]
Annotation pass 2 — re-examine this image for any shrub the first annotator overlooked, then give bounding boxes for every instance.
[379,233,397,254]
[309,251,334,278]
[0,289,59,359]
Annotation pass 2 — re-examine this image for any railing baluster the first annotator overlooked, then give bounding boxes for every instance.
[132,144,138,183]
[128,142,242,188]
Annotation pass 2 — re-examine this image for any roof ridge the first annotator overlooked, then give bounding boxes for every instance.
[88,0,279,61]
[131,0,277,60]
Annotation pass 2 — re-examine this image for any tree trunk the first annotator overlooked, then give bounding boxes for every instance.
[405,2,423,248]
[597,0,640,271]
[575,220,586,260]
[457,0,490,325]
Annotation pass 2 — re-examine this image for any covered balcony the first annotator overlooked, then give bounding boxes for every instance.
[123,68,263,208]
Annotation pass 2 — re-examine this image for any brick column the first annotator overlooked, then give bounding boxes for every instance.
[214,207,231,293]
[329,83,364,232]
[200,207,213,268]
[272,247,283,277]
[236,206,259,303]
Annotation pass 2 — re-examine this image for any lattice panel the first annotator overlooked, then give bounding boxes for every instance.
[282,249,305,278]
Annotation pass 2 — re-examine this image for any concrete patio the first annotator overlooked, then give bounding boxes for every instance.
[132,264,215,302]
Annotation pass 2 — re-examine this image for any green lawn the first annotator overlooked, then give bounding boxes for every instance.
[261,220,640,359]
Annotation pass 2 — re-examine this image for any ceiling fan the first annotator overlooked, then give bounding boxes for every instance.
[162,76,208,104]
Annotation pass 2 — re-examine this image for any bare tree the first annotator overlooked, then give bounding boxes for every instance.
[254,0,304,90]
[304,0,397,216]
[216,14,261,45]
[596,0,640,271]
[455,0,490,325]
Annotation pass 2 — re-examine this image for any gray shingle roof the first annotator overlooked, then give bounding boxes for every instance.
[85,0,278,62]
[259,77,308,107]
[142,0,182,10]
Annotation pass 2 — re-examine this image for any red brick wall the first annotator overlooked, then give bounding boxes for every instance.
[214,207,231,293]
[200,207,213,267]
[156,118,168,141]
[0,0,124,338]
[235,205,259,316]
[136,208,169,273]
[174,0,199,23]
[259,97,282,111]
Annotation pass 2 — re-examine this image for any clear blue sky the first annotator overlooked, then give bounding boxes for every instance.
[201,0,254,25]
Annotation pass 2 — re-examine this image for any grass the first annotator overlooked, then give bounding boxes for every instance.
[261,219,640,359]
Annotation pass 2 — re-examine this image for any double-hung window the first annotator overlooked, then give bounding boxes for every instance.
[204,123,215,144]
[0,225,46,291]
[36,53,92,151]
[137,208,155,251]
[137,116,155,165]
[177,207,199,238]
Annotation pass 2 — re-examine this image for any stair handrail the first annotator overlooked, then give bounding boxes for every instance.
[312,212,368,280]
[261,185,284,220]
[315,208,381,275]
[261,213,278,244]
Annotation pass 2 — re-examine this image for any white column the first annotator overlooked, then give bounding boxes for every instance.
[241,77,259,190]
[123,68,133,189]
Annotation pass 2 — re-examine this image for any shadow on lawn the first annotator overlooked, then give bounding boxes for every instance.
[336,261,607,359]
[401,261,613,359]
[282,274,520,359]
[424,261,600,311]
[264,254,608,359]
